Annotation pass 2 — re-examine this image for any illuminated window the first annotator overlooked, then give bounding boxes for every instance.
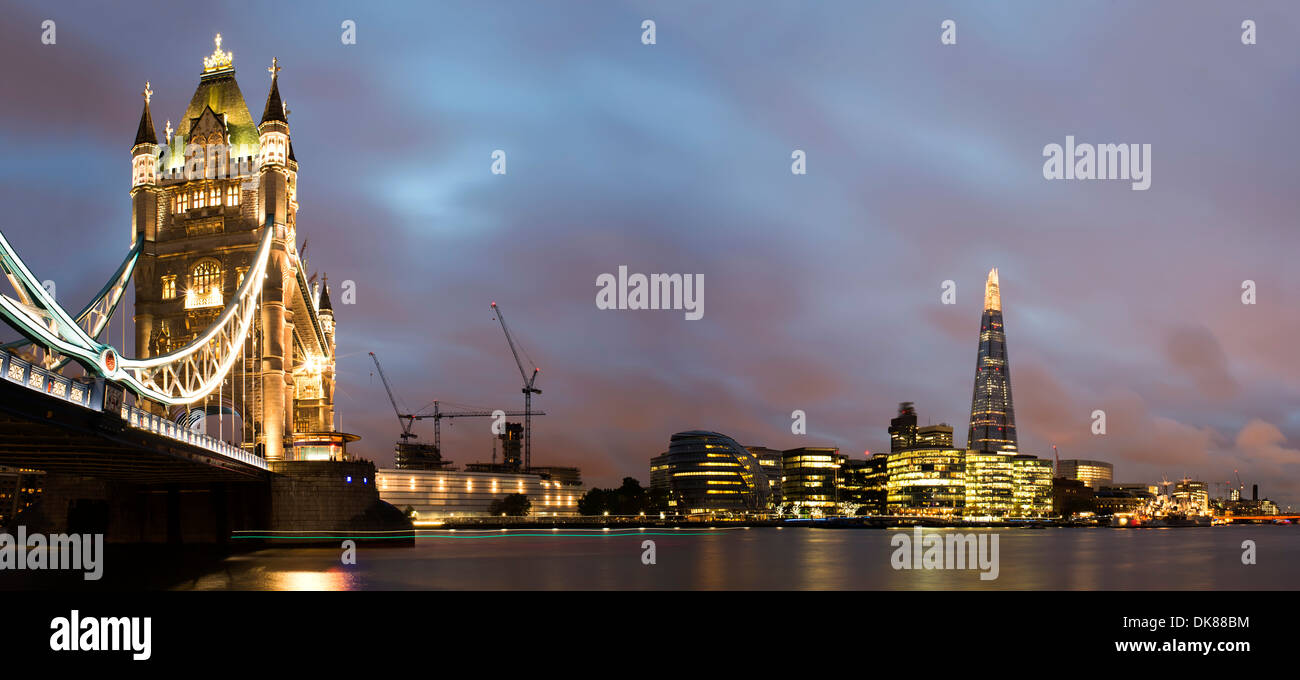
[209,186,221,207]
[194,189,206,209]
[226,185,240,206]
[177,192,190,212]
[236,267,248,288]
[161,275,176,300]
[186,259,223,309]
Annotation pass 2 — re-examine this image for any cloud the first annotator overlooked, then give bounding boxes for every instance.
[1164,326,1238,399]
[1233,419,1300,466]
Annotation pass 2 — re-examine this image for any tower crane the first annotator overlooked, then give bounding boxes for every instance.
[409,400,544,466]
[490,302,541,470]
[369,351,415,442]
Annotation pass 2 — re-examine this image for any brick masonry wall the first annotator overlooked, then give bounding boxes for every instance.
[268,460,412,533]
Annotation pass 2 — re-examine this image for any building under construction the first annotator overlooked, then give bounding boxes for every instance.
[369,302,585,514]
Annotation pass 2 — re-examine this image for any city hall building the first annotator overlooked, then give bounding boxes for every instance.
[650,431,776,515]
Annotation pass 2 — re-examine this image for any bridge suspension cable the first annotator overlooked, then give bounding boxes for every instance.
[0,225,276,407]
[0,241,140,372]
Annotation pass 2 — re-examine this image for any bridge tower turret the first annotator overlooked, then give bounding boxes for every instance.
[130,83,161,360]
[127,36,337,464]
[130,82,160,247]
[254,56,299,463]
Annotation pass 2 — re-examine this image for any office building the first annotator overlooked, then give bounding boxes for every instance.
[964,452,1016,517]
[1056,459,1113,490]
[746,446,785,506]
[916,424,954,449]
[1172,479,1209,513]
[1012,455,1054,517]
[886,448,966,517]
[782,447,844,512]
[889,403,918,453]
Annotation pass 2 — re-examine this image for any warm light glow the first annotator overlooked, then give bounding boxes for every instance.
[203,34,233,72]
[984,267,1001,311]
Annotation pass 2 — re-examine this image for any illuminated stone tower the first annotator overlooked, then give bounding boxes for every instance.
[131,35,338,462]
[967,268,1018,454]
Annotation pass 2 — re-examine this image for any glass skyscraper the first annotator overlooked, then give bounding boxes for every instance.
[967,268,1018,454]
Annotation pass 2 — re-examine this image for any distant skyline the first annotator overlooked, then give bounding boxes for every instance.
[0,1,1297,507]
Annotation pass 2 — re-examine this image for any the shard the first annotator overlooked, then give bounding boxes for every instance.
[967,268,1018,453]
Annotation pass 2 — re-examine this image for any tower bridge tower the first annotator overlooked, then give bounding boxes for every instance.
[130,35,339,462]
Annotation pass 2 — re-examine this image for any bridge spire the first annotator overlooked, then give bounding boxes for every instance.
[132,81,157,147]
[261,57,287,125]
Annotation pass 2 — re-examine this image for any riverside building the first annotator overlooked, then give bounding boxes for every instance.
[1056,459,1114,490]
[377,467,584,519]
[650,431,776,515]
[781,447,844,512]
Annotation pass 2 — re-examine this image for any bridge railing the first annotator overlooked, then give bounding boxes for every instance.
[119,403,268,471]
[1,348,267,471]
[2,349,94,408]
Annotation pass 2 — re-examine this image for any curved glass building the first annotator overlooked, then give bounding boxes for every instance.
[650,431,774,515]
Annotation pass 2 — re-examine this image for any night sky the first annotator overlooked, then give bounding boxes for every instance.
[1,1,1297,508]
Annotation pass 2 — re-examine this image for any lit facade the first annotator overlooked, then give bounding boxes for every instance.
[1011,455,1054,517]
[964,453,1015,517]
[130,36,342,462]
[649,431,775,514]
[1172,479,1209,513]
[838,455,888,515]
[886,448,966,517]
[1056,459,1113,490]
[781,447,844,511]
[885,448,1053,518]
[967,268,1018,454]
[746,446,784,506]
[377,468,584,518]
[916,424,954,449]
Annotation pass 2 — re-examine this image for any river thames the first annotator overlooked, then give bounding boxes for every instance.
[139,525,1296,591]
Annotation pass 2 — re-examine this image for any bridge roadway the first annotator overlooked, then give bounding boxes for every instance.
[0,357,268,484]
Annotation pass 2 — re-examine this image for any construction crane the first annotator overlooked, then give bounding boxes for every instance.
[409,400,544,465]
[490,301,541,470]
[369,351,416,442]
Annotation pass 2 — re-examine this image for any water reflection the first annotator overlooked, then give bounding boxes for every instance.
[271,569,353,591]
[141,526,1300,591]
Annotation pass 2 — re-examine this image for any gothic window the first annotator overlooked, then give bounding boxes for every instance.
[177,191,190,212]
[152,319,171,355]
[209,186,221,207]
[161,275,177,300]
[186,259,223,309]
[226,185,240,206]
